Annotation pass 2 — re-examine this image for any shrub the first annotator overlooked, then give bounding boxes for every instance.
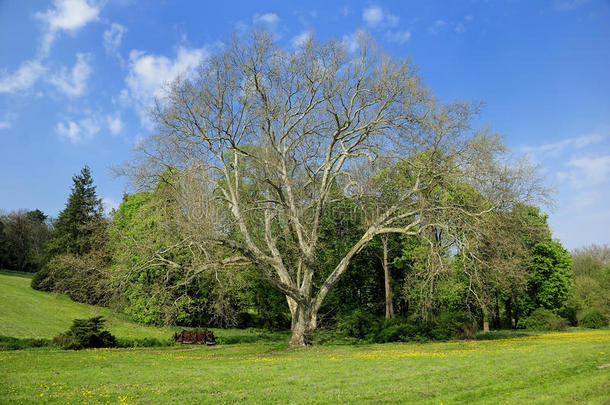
[116,337,172,348]
[0,336,53,351]
[54,316,117,350]
[32,253,112,306]
[518,308,568,331]
[579,309,609,329]
[430,311,476,340]
[374,321,428,343]
[336,309,379,339]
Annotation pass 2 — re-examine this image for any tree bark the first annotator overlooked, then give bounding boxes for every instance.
[482,306,490,333]
[289,304,317,346]
[381,235,394,319]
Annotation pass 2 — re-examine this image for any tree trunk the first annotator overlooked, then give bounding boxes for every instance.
[482,306,490,333]
[381,235,394,319]
[289,304,317,346]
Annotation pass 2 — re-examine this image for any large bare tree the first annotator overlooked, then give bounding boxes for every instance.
[126,31,544,345]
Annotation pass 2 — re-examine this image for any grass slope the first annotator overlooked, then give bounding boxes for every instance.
[0,270,173,340]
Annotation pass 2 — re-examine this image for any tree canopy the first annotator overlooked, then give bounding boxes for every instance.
[122,31,547,345]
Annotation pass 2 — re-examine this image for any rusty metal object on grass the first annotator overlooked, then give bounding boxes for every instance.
[173,329,216,345]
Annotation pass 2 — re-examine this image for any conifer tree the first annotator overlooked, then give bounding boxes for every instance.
[46,165,103,257]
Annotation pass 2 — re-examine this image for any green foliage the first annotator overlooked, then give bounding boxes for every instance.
[31,251,112,305]
[45,165,104,258]
[374,322,427,343]
[578,309,609,329]
[115,337,173,348]
[524,239,573,313]
[110,190,212,326]
[54,316,117,350]
[0,209,52,272]
[335,309,380,339]
[517,308,569,331]
[0,335,53,351]
[565,245,610,327]
[32,166,111,307]
[335,309,476,343]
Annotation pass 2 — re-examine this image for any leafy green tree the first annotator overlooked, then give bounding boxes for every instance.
[523,239,573,312]
[512,206,573,315]
[562,244,610,324]
[1,209,52,271]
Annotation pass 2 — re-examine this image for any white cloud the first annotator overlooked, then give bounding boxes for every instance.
[56,115,101,143]
[103,23,126,54]
[80,117,100,137]
[57,120,81,143]
[362,6,398,28]
[107,113,123,135]
[362,7,383,27]
[292,31,313,47]
[567,155,610,186]
[125,46,208,127]
[553,0,589,11]
[385,30,411,45]
[0,112,17,129]
[253,13,280,28]
[521,134,606,157]
[341,6,351,17]
[49,53,93,97]
[36,0,101,56]
[0,60,47,94]
[342,30,363,54]
[429,20,447,34]
[455,23,466,34]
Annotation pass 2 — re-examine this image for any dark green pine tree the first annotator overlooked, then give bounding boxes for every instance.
[46,165,104,257]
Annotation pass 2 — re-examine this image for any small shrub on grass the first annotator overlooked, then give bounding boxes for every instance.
[430,311,477,340]
[579,309,609,329]
[54,316,117,350]
[374,321,428,343]
[518,308,569,331]
[336,309,380,339]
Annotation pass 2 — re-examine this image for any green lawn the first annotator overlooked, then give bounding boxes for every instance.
[0,270,286,344]
[0,270,173,340]
[1,270,609,404]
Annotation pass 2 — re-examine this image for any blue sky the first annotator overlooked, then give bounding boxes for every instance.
[1,0,609,250]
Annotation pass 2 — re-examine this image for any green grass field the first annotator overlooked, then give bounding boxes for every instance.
[0,270,173,340]
[1,270,609,404]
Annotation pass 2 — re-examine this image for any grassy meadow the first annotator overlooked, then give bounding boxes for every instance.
[1,270,609,404]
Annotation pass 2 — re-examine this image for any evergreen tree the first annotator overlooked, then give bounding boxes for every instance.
[46,165,103,257]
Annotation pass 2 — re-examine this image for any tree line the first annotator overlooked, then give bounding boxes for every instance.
[4,31,608,345]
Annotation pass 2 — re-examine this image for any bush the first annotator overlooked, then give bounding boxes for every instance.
[579,309,609,329]
[374,320,428,343]
[54,316,117,350]
[336,309,380,339]
[0,336,54,351]
[116,337,172,348]
[430,311,476,340]
[518,308,569,331]
[32,253,112,306]
[30,266,51,291]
